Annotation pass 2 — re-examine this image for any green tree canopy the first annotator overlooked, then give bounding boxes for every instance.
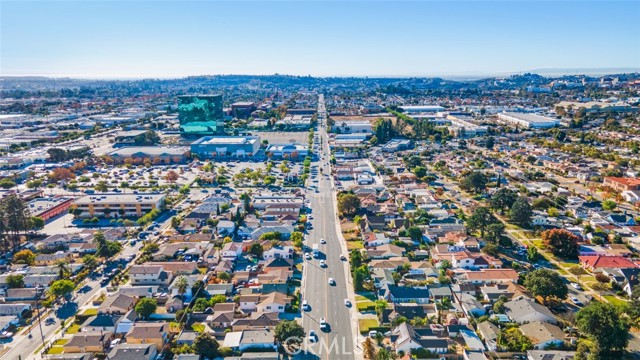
[135,297,158,319]
[510,196,532,227]
[576,302,629,354]
[542,229,580,258]
[49,279,75,299]
[524,269,568,305]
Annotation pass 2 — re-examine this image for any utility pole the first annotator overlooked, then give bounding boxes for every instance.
[34,285,46,357]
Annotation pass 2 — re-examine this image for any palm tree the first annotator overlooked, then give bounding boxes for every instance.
[174,276,189,298]
[56,260,71,279]
[363,337,376,359]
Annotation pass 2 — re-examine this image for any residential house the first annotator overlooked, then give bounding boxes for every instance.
[520,321,566,350]
[383,286,430,304]
[125,322,169,350]
[99,293,137,314]
[129,265,173,286]
[221,242,243,260]
[476,321,500,352]
[390,322,448,355]
[108,344,157,360]
[231,312,279,332]
[64,332,113,353]
[503,298,558,325]
[579,255,638,272]
[223,329,277,352]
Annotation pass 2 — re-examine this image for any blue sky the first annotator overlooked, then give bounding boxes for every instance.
[1,1,639,78]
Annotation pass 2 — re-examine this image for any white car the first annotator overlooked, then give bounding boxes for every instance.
[340,254,346,261]
[328,278,335,285]
[320,317,326,327]
[308,330,317,342]
[344,299,351,307]
[302,300,309,311]
[320,238,326,244]
[305,253,311,260]
[570,283,582,290]
[319,260,326,267]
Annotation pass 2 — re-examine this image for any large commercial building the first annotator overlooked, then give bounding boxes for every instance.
[106,146,190,164]
[178,95,224,137]
[191,136,260,159]
[71,193,166,218]
[398,105,446,113]
[265,143,309,159]
[497,112,560,129]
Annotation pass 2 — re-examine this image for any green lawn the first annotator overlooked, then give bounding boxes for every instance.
[66,324,81,334]
[358,318,379,333]
[604,295,628,307]
[356,300,375,312]
[47,347,65,355]
[347,241,364,250]
[355,293,377,301]
[81,308,98,316]
[191,323,205,333]
[53,339,68,346]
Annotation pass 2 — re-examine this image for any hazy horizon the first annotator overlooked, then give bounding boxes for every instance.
[1,1,639,78]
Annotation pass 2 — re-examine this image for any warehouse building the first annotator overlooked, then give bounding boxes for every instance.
[497,112,560,129]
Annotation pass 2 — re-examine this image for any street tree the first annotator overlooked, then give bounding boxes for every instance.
[49,279,75,300]
[576,302,629,354]
[510,196,532,227]
[541,229,580,258]
[490,188,518,214]
[337,192,361,217]
[274,320,305,351]
[467,206,494,238]
[524,269,568,305]
[461,171,487,194]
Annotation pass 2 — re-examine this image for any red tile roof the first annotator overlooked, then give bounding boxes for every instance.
[579,255,638,269]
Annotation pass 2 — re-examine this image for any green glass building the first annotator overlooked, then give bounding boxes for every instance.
[178,94,224,137]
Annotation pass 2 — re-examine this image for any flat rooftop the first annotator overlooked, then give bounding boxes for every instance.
[74,193,165,205]
[107,146,189,156]
[29,197,72,214]
[193,136,259,145]
[501,112,559,123]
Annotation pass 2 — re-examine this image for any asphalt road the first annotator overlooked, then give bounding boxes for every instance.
[299,96,356,360]
[2,241,143,360]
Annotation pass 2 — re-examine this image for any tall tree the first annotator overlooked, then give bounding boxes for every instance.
[193,332,220,359]
[461,172,487,194]
[490,188,518,214]
[363,337,376,359]
[524,269,568,305]
[2,195,30,251]
[510,196,532,227]
[541,229,580,259]
[576,302,629,354]
[274,320,305,351]
[467,206,494,238]
[337,192,360,217]
[174,276,189,298]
